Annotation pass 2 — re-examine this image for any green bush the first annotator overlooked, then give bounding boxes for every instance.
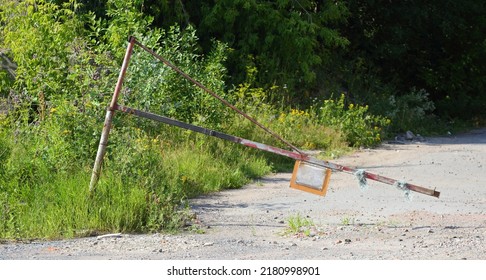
[123,25,230,128]
[385,88,436,133]
[317,94,390,147]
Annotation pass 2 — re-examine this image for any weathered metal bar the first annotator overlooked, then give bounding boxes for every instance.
[114,104,440,198]
[115,104,307,161]
[89,37,136,193]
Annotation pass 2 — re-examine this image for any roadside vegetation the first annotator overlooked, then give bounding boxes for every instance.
[1,0,484,239]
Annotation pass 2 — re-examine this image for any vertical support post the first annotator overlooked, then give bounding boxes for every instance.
[89,37,136,193]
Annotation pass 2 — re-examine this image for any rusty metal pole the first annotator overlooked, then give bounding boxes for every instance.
[89,37,136,193]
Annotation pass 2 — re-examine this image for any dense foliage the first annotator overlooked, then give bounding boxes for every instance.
[0,0,483,239]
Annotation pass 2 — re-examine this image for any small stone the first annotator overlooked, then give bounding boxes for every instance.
[278,220,285,224]
[203,242,214,247]
[344,239,352,244]
[335,240,342,244]
[322,247,329,250]
[405,131,415,140]
[428,229,434,233]
[395,136,406,142]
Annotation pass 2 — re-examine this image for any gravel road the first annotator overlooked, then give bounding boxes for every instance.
[1,129,486,260]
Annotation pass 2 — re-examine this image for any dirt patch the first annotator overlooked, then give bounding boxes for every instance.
[1,129,486,259]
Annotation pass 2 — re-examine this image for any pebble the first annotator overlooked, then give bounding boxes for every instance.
[405,131,415,140]
[203,242,214,247]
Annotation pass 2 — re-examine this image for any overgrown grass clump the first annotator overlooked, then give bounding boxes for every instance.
[0,124,274,239]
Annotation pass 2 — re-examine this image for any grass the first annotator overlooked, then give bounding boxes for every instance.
[1,173,89,239]
[0,172,153,239]
[284,213,315,237]
[341,216,356,226]
[0,125,274,240]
